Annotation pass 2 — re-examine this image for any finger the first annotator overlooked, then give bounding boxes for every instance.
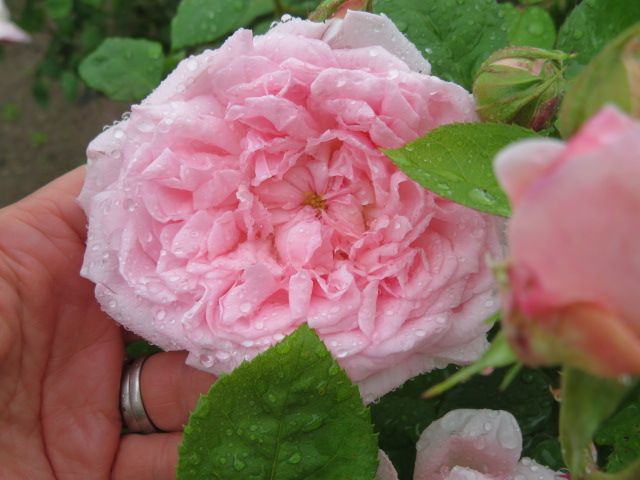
[140,351,216,432]
[12,166,88,242]
[112,432,181,480]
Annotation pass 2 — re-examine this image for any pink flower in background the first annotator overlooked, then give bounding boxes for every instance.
[79,11,502,400]
[495,106,640,377]
[376,409,558,480]
[0,0,30,43]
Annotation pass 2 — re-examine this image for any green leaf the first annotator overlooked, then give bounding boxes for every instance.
[371,368,453,480]
[125,340,163,359]
[438,367,559,456]
[79,38,165,101]
[501,4,557,49]
[45,0,73,19]
[559,367,637,477]
[373,0,508,89]
[557,23,640,138]
[171,0,273,51]
[423,330,517,398]
[383,123,539,217]
[556,0,640,77]
[177,324,378,480]
[60,70,79,101]
[596,399,640,473]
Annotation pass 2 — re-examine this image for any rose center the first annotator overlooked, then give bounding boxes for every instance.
[302,191,327,211]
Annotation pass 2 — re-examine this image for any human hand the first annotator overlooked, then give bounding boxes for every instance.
[0,168,215,479]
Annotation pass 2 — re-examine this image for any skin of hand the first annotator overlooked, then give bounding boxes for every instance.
[0,168,215,480]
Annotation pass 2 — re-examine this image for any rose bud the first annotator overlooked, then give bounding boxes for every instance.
[473,46,568,131]
[494,106,640,377]
[558,23,640,138]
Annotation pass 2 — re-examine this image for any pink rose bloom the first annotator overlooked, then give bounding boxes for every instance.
[79,11,502,400]
[0,0,30,43]
[494,106,640,377]
[376,409,559,480]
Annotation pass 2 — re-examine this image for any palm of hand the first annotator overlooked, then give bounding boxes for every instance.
[0,169,123,478]
[0,169,213,480]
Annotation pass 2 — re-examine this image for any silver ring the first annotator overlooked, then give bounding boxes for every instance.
[120,357,161,434]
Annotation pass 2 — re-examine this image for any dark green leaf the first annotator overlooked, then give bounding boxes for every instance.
[79,38,165,101]
[596,399,640,473]
[559,367,637,477]
[125,340,163,359]
[439,367,559,455]
[371,368,453,480]
[32,78,50,107]
[178,324,378,480]
[383,123,539,217]
[78,0,105,7]
[423,330,517,398]
[171,0,273,50]
[60,70,79,101]
[556,0,640,77]
[528,437,565,471]
[557,23,640,138]
[45,0,73,19]
[501,4,557,49]
[373,0,508,89]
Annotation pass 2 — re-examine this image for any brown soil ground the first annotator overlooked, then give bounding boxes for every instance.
[0,34,126,207]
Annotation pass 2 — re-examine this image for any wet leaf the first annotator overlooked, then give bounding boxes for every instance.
[79,38,165,101]
[178,324,378,480]
[374,0,508,89]
[383,123,540,217]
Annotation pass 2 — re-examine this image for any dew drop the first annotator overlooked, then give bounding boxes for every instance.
[528,23,544,35]
[216,351,231,361]
[186,58,198,71]
[288,452,302,464]
[113,129,124,139]
[199,353,215,368]
[240,302,252,313]
[233,457,246,471]
[468,188,496,205]
[155,309,167,321]
[415,329,426,337]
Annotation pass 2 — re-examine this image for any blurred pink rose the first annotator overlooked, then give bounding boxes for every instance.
[376,409,558,480]
[79,11,502,399]
[495,106,640,377]
[0,0,30,43]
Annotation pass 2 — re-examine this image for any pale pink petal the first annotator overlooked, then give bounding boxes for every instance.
[322,10,431,74]
[414,409,522,480]
[494,139,564,207]
[511,458,558,480]
[0,1,30,43]
[445,466,495,480]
